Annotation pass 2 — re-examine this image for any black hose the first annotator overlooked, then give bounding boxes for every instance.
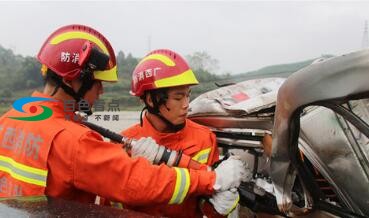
[82,121,124,143]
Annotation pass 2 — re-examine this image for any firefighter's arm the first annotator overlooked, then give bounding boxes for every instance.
[127,135,213,171]
[72,131,215,206]
[189,131,219,166]
[181,131,219,170]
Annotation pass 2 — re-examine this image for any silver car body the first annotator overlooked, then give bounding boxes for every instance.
[189,49,369,217]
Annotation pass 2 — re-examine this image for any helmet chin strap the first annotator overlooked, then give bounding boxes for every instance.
[146,106,185,132]
[141,91,185,132]
[49,70,95,115]
[46,45,110,117]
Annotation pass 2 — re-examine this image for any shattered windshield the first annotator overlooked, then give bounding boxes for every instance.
[347,99,369,163]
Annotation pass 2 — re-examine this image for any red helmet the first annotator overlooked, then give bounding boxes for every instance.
[37,24,117,82]
[130,49,199,96]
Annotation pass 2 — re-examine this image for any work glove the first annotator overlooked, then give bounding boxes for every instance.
[213,155,251,191]
[131,137,159,164]
[209,188,240,216]
[227,203,240,218]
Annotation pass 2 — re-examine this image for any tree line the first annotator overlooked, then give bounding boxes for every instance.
[0,45,229,110]
[0,44,322,112]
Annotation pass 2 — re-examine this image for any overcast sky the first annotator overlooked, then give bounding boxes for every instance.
[1,1,369,74]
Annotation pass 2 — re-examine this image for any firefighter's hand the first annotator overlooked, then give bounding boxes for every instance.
[213,155,251,191]
[209,189,239,215]
[131,137,159,163]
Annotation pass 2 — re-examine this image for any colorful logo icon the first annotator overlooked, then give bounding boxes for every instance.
[8,97,56,121]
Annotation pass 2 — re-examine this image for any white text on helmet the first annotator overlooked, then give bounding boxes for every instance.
[133,67,161,84]
[60,52,79,64]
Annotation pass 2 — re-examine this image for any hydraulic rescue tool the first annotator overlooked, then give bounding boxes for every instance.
[82,121,243,217]
[82,121,206,170]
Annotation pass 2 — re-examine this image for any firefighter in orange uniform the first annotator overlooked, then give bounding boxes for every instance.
[120,49,233,217]
[0,25,248,214]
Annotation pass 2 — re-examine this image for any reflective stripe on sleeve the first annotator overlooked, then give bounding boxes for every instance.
[0,155,48,187]
[169,167,190,204]
[192,148,211,164]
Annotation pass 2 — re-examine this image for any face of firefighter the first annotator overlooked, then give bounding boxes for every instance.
[159,85,191,125]
[71,79,104,107]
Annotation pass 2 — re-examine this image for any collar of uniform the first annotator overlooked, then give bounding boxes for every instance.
[31,91,75,119]
[141,114,201,152]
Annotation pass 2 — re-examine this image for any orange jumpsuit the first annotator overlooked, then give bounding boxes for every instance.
[121,115,220,218]
[0,91,216,207]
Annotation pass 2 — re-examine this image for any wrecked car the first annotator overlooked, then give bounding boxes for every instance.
[188,49,369,217]
[2,50,369,217]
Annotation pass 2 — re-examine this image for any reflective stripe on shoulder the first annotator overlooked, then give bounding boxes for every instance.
[0,155,48,187]
[169,167,190,204]
[192,148,211,164]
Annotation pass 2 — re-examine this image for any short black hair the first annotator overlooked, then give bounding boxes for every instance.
[142,88,168,103]
[44,69,61,86]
